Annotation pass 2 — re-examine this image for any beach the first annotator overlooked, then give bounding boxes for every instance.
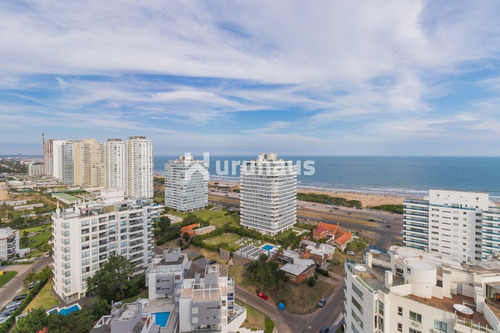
[297,188,405,207]
[207,180,407,207]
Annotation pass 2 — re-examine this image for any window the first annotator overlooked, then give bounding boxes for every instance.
[351,283,364,300]
[378,301,384,316]
[397,323,402,332]
[409,311,422,323]
[409,329,421,333]
[352,297,363,315]
[434,320,447,332]
[397,306,402,316]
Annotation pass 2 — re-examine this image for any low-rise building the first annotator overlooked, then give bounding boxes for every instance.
[301,241,335,266]
[312,222,353,251]
[90,301,160,333]
[146,247,190,301]
[178,264,246,333]
[0,227,19,261]
[278,250,316,284]
[344,245,500,333]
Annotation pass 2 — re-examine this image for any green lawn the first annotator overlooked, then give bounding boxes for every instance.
[19,224,52,257]
[23,280,59,313]
[121,289,149,304]
[346,237,370,253]
[204,233,241,246]
[275,229,296,241]
[0,271,17,288]
[191,210,238,228]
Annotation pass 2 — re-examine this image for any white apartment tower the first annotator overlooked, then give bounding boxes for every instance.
[52,190,159,303]
[0,227,19,261]
[164,154,208,212]
[344,246,500,333]
[105,139,128,190]
[52,140,66,181]
[240,153,297,236]
[403,189,500,263]
[127,136,154,199]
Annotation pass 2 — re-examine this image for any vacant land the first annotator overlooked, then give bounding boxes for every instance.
[346,237,370,253]
[166,209,239,228]
[23,280,59,313]
[204,233,240,246]
[0,271,17,288]
[270,279,335,314]
[19,224,52,257]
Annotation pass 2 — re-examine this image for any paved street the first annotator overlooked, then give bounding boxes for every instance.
[0,256,52,310]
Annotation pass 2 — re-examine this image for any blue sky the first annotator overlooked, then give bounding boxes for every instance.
[1,1,500,156]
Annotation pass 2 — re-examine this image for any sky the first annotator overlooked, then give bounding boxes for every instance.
[1,1,500,156]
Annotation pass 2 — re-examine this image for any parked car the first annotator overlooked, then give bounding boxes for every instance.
[5,300,23,309]
[257,291,269,300]
[386,225,392,228]
[0,316,9,325]
[1,308,15,317]
[317,298,326,307]
[13,294,27,302]
[27,280,39,290]
[347,251,355,256]
[320,326,330,333]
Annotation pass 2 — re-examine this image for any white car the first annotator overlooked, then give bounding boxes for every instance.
[347,251,355,255]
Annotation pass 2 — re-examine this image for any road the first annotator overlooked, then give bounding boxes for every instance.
[235,282,344,333]
[0,256,52,310]
[209,192,403,248]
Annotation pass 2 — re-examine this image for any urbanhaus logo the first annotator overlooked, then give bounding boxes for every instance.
[184,152,315,179]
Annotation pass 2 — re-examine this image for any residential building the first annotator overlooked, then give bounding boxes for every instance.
[164,154,208,212]
[240,153,297,236]
[105,139,128,190]
[52,140,66,181]
[277,250,316,284]
[51,189,160,303]
[403,189,500,263]
[0,227,19,261]
[61,142,75,185]
[90,301,160,333]
[146,247,190,301]
[312,222,353,251]
[344,245,500,333]
[72,138,105,188]
[26,162,45,176]
[178,264,246,333]
[127,136,153,199]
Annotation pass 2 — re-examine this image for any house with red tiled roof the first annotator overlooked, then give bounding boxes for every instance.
[312,222,353,251]
[332,230,353,251]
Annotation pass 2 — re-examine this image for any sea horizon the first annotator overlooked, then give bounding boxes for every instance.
[155,155,500,199]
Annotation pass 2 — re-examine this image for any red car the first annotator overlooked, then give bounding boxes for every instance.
[257,291,269,300]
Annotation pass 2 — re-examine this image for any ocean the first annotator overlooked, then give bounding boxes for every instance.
[154,156,500,198]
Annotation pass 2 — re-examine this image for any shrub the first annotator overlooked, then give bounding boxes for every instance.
[316,267,329,277]
[264,317,275,333]
[307,277,316,287]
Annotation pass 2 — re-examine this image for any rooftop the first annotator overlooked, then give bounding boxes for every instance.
[407,293,491,329]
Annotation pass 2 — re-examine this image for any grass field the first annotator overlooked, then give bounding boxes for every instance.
[328,253,348,276]
[269,279,335,314]
[235,299,267,331]
[0,271,17,288]
[228,264,250,287]
[23,280,59,313]
[204,233,240,246]
[346,237,370,253]
[19,224,52,257]
[191,209,239,228]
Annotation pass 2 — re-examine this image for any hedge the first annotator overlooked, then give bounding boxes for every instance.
[0,277,49,333]
[316,267,329,277]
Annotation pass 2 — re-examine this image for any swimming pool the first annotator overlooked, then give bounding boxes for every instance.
[262,244,275,251]
[59,304,81,316]
[154,312,170,327]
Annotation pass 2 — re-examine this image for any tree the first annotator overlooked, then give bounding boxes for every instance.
[37,265,53,281]
[23,268,37,291]
[308,277,316,287]
[158,216,171,234]
[182,231,191,242]
[20,230,29,248]
[86,255,136,301]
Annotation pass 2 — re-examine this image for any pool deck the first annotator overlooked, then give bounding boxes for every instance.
[140,298,177,333]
